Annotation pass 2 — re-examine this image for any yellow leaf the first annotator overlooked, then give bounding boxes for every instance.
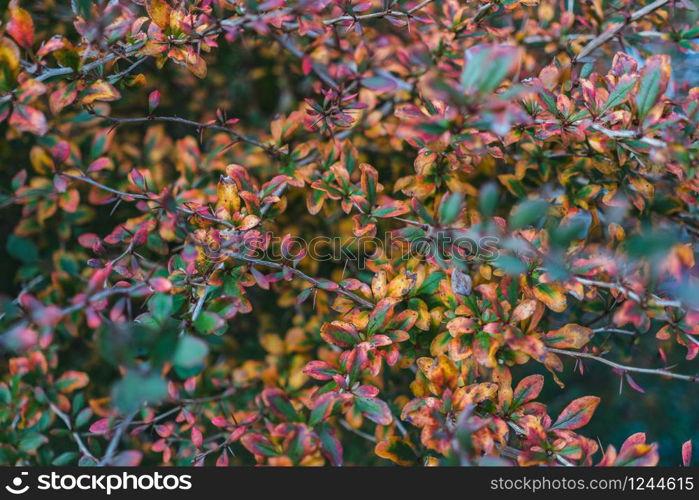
[81,80,121,104]
[544,323,593,349]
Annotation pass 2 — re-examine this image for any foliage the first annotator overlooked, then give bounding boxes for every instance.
[0,0,698,467]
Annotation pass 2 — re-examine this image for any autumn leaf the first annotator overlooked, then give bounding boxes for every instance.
[682,440,692,467]
[551,396,600,430]
[543,323,593,349]
[55,371,89,393]
[533,283,567,312]
[635,54,670,120]
[354,396,393,425]
[320,321,360,347]
[375,437,416,466]
[7,7,35,49]
[146,0,172,30]
[510,374,544,408]
[81,80,121,104]
[10,105,47,135]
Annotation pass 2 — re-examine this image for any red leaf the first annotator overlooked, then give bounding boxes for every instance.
[51,141,70,164]
[682,440,692,466]
[216,451,229,467]
[149,277,172,293]
[191,426,203,448]
[302,55,312,75]
[211,416,228,428]
[8,7,34,49]
[89,418,111,435]
[148,90,161,114]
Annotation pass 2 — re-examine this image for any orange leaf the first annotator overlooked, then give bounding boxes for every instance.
[533,283,567,312]
[543,323,593,349]
[56,370,89,393]
[146,0,172,30]
[81,80,121,104]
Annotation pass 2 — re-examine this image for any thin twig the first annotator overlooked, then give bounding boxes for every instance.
[575,277,682,309]
[49,403,98,462]
[98,408,139,466]
[89,112,274,155]
[227,252,374,309]
[62,173,235,228]
[547,347,698,383]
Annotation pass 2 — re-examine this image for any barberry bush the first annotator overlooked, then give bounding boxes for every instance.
[0,0,698,467]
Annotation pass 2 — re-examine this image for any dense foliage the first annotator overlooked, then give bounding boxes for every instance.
[0,0,698,467]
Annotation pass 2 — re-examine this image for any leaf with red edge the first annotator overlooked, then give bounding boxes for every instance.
[511,374,544,408]
[317,424,343,466]
[320,321,360,347]
[261,388,299,422]
[355,396,393,425]
[551,396,600,430]
[367,298,399,335]
[303,360,339,380]
[543,323,593,349]
[635,54,671,120]
[372,200,410,218]
[240,433,279,457]
[614,433,659,466]
[309,392,338,426]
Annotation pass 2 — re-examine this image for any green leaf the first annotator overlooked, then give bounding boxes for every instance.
[193,311,223,334]
[148,293,172,322]
[355,396,392,425]
[492,255,527,275]
[439,192,463,225]
[461,46,517,94]
[634,56,669,120]
[52,451,78,465]
[602,76,637,112]
[172,335,209,369]
[19,432,47,452]
[509,199,549,229]
[112,372,167,413]
[478,182,499,217]
[7,235,38,264]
